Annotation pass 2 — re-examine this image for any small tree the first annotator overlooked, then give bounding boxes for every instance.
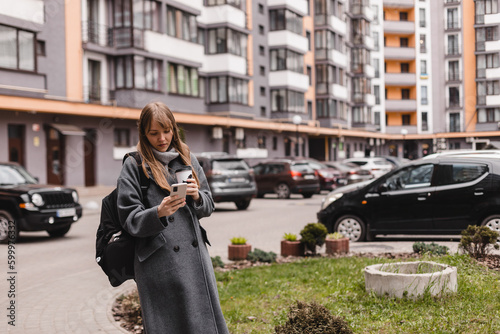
[300,223,328,254]
[459,225,499,259]
[275,301,353,334]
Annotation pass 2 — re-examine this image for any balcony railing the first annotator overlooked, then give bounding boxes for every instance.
[82,21,144,49]
[446,21,460,30]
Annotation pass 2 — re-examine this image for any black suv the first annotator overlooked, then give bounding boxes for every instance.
[317,155,500,242]
[196,153,257,210]
[0,162,83,242]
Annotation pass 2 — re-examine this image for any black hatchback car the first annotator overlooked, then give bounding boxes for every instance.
[317,155,500,242]
[196,153,257,210]
[0,162,83,242]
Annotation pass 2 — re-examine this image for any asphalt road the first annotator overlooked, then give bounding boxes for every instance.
[0,187,467,333]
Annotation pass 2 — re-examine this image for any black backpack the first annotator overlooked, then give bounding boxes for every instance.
[95,152,149,287]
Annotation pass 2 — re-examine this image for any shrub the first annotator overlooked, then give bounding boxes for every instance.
[300,223,328,254]
[247,248,277,263]
[326,232,345,240]
[412,242,449,256]
[211,256,225,269]
[283,233,298,241]
[275,301,353,334]
[459,225,499,259]
[230,236,247,245]
[114,290,143,329]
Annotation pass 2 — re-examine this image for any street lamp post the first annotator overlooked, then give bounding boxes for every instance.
[401,128,408,159]
[292,115,302,156]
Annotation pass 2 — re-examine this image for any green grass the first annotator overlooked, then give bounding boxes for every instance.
[215,254,500,334]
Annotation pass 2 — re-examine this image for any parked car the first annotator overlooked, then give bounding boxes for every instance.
[195,153,257,210]
[343,157,394,178]
[0,162,83,243]
[322,161,374,185]
[317,155,500,242]
[252,159,320,199]
[378,156,411,167]
[282,157,340,191]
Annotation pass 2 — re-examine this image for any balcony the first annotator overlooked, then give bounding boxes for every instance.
[352,93,376,106]
[316,83,348,100]
[268,0,308,16]
[350,4,375,21]
[352,34,374,49]
[201,53,247,76]
[486,67,500,79]
[384,47,415,60]
[484,12,500,25]
[351,63,375,78]
[315,49,347,67]
[384,20,415,35]
[146,32,205,66]
[383,0,414,9]
[384,73,416,86]
[198,4,246,28]
[268,31,308,53]
[385,99,417,111]
[269,71,309,92]
[82,21,113,47]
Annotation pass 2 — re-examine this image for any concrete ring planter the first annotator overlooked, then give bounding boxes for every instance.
[364,261,457,299]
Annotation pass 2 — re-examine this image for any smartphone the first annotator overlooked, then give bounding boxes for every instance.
[170,183,187,199]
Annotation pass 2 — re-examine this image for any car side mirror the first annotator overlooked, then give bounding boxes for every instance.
[378,183,388,193]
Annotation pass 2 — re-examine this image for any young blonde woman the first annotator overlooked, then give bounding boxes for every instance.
[117,102,229,333]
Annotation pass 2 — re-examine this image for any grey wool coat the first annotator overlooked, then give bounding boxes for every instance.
[117,153,229,334]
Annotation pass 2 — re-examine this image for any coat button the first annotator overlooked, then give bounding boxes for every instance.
[192,240,199,248]
[173,246,180,252]
[168,216,174,223]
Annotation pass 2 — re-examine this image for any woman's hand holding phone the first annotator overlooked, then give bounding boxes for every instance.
[185,178,200,202]
[157,184,187,218]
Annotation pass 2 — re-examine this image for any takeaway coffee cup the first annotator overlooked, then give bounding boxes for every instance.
[175,167,193,184]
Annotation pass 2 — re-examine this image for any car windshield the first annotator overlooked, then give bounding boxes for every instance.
[0,165,38,185]
[212,160,249,171]
[291,163,314,173]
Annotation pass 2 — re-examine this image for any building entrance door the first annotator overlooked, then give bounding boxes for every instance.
[8,124,25,166]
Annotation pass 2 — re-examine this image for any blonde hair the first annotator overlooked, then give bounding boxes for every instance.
[136,102,199,191]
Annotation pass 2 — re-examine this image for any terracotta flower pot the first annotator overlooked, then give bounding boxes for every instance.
[228,244,251,261]
[280,240,304,257]
[325,238,349,255]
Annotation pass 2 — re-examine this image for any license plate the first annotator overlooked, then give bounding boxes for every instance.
[229,178,245,183]
[304,175,315,179]
[57,208,76,217]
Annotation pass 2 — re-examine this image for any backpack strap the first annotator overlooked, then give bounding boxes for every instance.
[123,152,149,202]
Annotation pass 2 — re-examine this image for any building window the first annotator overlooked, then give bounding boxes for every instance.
[0,25,35,71]
[260,106,266,116]
[168,62,200,96]
[270,48,304,73]
[400,12,408,21]
[447,34,459,55]
[400,63,410,73]
[476,26,499,51]
[449,60,460,81]
[206,0,245,11]
[447,8,459,29]
[307,100,313,118]
[259,25,265,35]
[400,37,408,47]
[114,128,130,147]
[478,108,500,122]
[402,114,411,125]
[260,86,266,96]
[208,27,247,57]
[271,89,305,113]
[449,87,460,107]
[273,136,278,150]
[116,56,161,91]
[260,66,265,75]
[421,86,428,105]
[166,5,197,42]
[316,98,343,119]
[401,89,410,100]
[134,0,160,31]
[307,66,312,85]
[374,111,380,125]
[259,45,265,56]
[208,76,248,104]
[269,9,303,35]
[306,30,311,50]
[374,85,380,105]
[420,34,427,53]
[477,53,499,78]
[258,3,264,14]
[422,112,428,131]
[475,0,498,24]
[420,60,427,75]
[36,40,46,56]
[449,113,460,132]
[419,8,426,27]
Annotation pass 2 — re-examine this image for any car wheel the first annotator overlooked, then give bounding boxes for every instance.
[275,183,291,199]
[334,215,366,242]
[47,225,71,238]
[302,193,314,199]
[0,210,17,244]
[235,199,251,210]
[481,215,500,241]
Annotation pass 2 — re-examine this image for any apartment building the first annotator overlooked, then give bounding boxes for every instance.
[1,0,499,187]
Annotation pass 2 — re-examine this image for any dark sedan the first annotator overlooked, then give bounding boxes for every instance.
[317,155,500,242]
